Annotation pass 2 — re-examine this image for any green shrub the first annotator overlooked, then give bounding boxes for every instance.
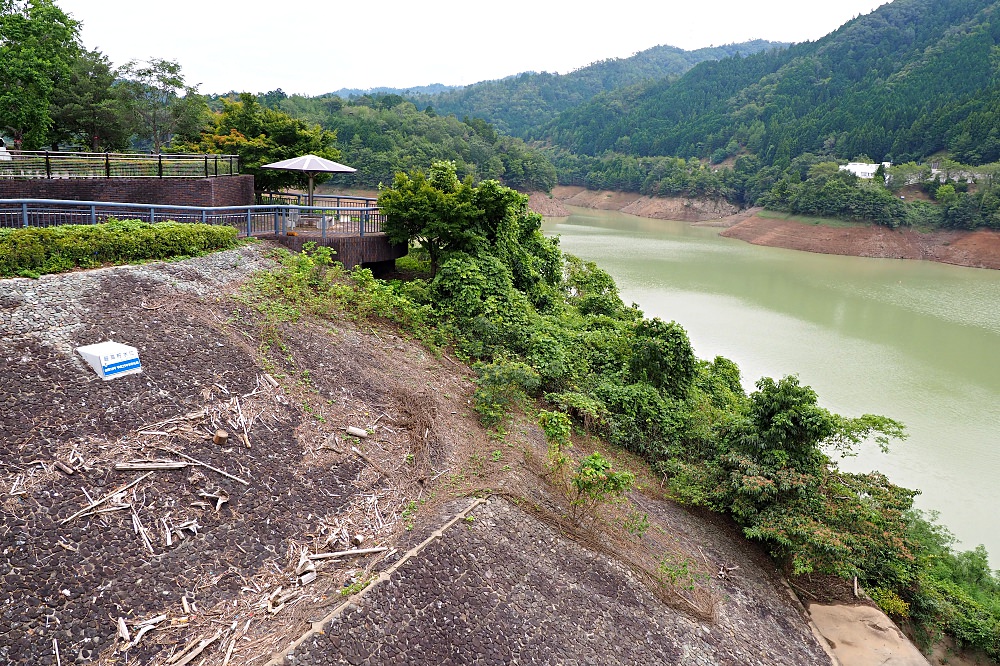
[471,360,541,427]
[538,409,572,475]
[570,451,635,519]
[0,220,239,277]
[870,587,911,619]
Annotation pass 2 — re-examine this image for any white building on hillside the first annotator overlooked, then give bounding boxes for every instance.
[840,162,892,179]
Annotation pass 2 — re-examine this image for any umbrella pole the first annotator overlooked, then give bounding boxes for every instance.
[309,175,315,208]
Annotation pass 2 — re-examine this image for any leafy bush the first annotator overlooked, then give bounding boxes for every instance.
[870,587,911,619]
[0,220,239,277]
[538,409,572,475]
[626,318,697,398]
[570,452,635,520]
[471,360,541,427]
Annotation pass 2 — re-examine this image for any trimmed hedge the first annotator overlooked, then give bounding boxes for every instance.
[0,220,241,278]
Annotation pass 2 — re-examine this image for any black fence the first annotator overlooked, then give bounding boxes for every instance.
[0,151,240,179]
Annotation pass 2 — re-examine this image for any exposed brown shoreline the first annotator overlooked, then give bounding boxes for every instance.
[530,186,1000,271]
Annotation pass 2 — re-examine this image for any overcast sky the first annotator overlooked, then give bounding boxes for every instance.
[57,0,890,96]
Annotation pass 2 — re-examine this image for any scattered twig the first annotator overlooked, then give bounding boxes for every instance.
[234,396,251,449]
[62,473,153,524]
[351,446,391,479]
[788,580,819,601]
[157,448,249,486]
[132,511,154,554]
[222,636,237,666]
[308,546,387,561]
[168,629,222,666]
[115,461,189,471]
[52,638,61,666]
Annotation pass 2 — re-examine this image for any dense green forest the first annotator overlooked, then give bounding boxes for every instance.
[541,0,1000,165]
[272,93,558,191]
[405,40,786,138]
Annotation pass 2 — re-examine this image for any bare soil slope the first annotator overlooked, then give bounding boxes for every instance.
[721,215,1000,270]
[529,186,739,222]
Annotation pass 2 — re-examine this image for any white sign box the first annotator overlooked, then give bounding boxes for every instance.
[76,341,143,380]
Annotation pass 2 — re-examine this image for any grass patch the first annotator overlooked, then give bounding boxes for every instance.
[0,219,241,278]
[757,209,865,228]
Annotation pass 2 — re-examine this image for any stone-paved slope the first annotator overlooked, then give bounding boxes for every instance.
[0,246,484,665]
[286,499,832,666]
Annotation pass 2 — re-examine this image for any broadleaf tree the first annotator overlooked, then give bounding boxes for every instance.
[118,58,206,152]
[0,0,79,148]
[177,93,341,191]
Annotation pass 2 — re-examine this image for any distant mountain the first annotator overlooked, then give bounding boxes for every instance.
[543,0,1000,165]
[327,84,458,98]
[408,40,787,138]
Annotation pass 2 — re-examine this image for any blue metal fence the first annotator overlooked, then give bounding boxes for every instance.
[0,199,385,238]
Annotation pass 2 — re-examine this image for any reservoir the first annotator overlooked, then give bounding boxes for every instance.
[545,206,1000,562]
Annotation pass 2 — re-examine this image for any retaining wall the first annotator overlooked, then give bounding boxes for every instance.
[0,176,255,207]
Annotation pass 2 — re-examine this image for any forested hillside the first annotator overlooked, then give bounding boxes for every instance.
[543,0,1000,166]
[409,40,786,139]
[269,93,557,191]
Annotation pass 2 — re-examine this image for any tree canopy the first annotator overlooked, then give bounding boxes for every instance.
[117,59,206,152]
[176,93,340,191]
[47,48,132,151]
[0,0,79,148]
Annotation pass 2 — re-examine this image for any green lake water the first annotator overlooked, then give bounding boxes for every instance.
[544,206,1000,562]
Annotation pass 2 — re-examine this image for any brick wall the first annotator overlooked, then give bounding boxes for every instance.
[0,176,255,206]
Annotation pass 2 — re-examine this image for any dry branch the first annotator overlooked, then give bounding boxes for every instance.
[351,446,391,479]
[168,629,222,666]
[308,546,387,561]
[62,472,153,524]
[115,461,189,471]
[158,448,249,486]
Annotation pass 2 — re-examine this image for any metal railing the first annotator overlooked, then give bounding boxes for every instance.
[0,199,384,238]
[0,151,241,179]
[257,191,376,207]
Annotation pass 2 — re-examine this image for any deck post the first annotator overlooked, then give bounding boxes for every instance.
[21,203,28,227]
